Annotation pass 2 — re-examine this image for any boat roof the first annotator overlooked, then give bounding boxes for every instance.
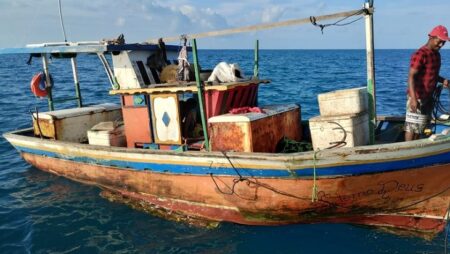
[0,41,186,55]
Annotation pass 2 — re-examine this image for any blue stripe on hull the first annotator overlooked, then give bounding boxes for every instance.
[14,145,450,178]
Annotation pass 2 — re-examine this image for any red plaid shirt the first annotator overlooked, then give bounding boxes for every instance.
[407,46,441,100]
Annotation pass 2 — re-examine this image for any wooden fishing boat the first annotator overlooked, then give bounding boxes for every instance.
[2,2,450,237]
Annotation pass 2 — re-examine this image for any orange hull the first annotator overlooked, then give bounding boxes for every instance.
[22,152,450,234]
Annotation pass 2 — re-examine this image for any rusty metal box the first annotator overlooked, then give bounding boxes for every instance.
[32,103,122,142]
[208,104,301,153]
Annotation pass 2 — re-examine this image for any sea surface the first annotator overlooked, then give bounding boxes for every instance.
[0,49,449,253]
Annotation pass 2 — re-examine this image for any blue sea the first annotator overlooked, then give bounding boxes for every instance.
[0,49,449,253]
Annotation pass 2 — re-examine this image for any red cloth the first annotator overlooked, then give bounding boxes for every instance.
[407,46,441,100]
[229,106,264,114]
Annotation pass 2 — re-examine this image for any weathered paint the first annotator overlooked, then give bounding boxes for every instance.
[4,128,450,235]
[121,95,153,148]
[204,83,259,119]
[209,105,301,152]
[32,105,122,142]
[18,151,450,234]
[150,93,182,145]
[7,130,450,177]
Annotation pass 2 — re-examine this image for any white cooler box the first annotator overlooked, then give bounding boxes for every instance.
[309,112,369,150]
[32,103,122,142]
[318,87,368,116]
[87,122,126,147]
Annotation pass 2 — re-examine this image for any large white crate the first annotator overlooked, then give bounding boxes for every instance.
[88,122,126,147]
[318,87,368,116]
[309,112,369,150]
[32,103,122,142]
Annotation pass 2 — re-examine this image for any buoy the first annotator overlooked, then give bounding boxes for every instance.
[30,72,48,97]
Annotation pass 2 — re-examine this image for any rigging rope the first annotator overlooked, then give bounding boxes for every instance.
[444,202,450,254]
[309,9,366,34]
[146,8,371,44]
[311,150,319,202]
[58,0,68,42]
[30,107,43,139]
[210,151,450,223]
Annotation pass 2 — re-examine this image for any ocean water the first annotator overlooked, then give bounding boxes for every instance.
[0,49,449,253]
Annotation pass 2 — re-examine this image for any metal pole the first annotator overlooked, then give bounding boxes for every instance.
[71,57,82,107]
[42,54,54,111]
[364,2,376,145]
[254,39,259,78]
[191,39,210,151]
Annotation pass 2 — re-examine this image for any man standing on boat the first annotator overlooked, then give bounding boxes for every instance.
[405,25,450,141]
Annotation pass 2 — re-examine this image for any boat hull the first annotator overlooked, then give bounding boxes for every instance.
[19,148,450,234]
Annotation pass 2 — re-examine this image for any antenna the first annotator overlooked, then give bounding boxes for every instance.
[58,0,68,42]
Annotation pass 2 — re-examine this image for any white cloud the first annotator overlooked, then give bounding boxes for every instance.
[261,5,285,23]
[115,17,125,27]
[0,0,449,49]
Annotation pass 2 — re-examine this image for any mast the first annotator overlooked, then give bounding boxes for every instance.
[364,0,376,145]
[42,54,54,111]
[191,39,210,151]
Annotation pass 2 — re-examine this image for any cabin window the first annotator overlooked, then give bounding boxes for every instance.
[149,68,161,84]
[136,61,151,85]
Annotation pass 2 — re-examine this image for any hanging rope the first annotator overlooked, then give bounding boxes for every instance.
[311,150,319,202]
[444,202,450,254]
[433,85,450,119]
[327,121,348,149]
[58,0,68,42]
[30,107,43,139]
[310,9,366,34]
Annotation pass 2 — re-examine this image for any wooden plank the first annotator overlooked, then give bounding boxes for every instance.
[109,79,269,95]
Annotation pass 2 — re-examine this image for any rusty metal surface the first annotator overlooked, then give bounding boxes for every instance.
[209,107,301,153]
[33,118,56,139]
[251,107,301,152]
[209,122,248,152]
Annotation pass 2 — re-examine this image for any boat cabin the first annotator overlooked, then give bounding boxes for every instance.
[19,41,308,153]
[5,40,410,153]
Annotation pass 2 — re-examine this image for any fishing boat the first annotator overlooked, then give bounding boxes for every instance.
[2,2,450,237]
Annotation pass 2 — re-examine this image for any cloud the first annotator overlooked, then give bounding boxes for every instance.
[261,5,285,23]
[1,0,448,49]
[115,17,125,27]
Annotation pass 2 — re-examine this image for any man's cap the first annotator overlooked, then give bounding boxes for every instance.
[429,25,450,41]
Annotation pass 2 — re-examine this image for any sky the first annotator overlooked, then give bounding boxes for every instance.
[0,0,449,49]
